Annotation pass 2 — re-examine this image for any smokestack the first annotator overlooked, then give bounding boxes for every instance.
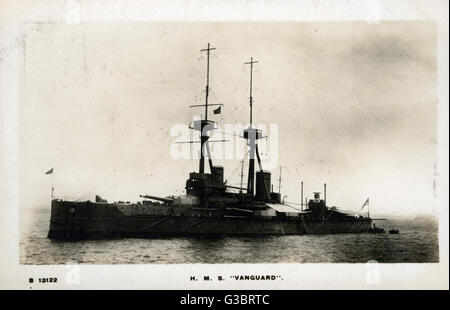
[324,183,327,205]
[301,181,304,211]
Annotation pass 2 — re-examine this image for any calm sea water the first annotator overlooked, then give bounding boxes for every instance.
[20,209,439,264]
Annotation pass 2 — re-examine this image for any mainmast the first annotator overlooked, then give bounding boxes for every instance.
[243,57,263,197]
[247,57,257,127]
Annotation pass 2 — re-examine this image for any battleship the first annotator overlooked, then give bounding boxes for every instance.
[48,43,372,240]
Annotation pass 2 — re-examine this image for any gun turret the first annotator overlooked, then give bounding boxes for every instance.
[140,195,174,204]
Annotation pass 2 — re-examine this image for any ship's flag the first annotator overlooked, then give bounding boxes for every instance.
[361,198,369,210]
[45,168,54,175]
[213,106,221,114]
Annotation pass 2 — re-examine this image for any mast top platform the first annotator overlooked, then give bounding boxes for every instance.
[242,127,264,140]
[191,119,217,132]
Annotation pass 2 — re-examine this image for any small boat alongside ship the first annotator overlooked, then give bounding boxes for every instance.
[368,223,385,234]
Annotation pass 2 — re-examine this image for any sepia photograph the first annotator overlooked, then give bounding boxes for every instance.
[1,0,448,291]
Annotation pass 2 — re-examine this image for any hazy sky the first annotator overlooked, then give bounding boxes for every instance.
[19,21,437,216]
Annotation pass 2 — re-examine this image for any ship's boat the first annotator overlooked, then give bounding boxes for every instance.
[389,229,399,234]
[368,224,385,234]
[48,44,372,240]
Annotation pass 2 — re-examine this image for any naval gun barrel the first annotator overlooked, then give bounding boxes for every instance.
[226,185,247,191]
[140,195,174,203]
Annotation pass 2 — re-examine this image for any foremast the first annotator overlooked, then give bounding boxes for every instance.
[190,43,223,174]
[183,43,228,205]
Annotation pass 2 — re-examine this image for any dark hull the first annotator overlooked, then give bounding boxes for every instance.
[48,200,372,240]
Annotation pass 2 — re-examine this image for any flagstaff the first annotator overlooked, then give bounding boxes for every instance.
[45,168,54,200]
